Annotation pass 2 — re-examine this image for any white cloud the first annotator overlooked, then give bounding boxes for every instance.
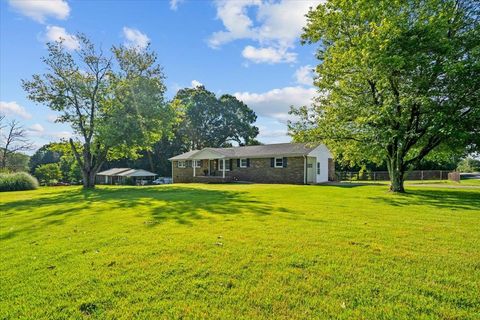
[44,25,79,50]
[191,80,203,88]
[28,123,45,133]
[49,131,72,139]
[209,0,259,48]
[27,123,72,140]
[169,0,184,11]
[294,65,314,86]
[46,114,59,123]
[8,0,70,23]
[209,0,322,64]
[242,45,296,64]
[255,117,292,144]
[234,86,316,122]
[122,27,150,50]
[0,101,32,119]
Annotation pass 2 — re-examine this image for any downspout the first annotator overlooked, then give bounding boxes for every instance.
[303,155,307,184]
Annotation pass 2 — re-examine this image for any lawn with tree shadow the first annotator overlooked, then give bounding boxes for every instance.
[1,184,479,319]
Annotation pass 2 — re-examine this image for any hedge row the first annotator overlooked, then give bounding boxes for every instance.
[0,172,39,192]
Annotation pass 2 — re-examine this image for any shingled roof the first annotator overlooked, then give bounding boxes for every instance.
[169,142,318,160]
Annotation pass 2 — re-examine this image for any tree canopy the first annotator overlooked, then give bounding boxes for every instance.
[289,0,480,192]
[174,86,259,150]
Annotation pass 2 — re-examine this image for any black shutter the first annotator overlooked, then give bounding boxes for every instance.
[247,158,250,167]
[199,160,203,167]
[237,159,240,168]
[271,158,275,167]
[229,159,233,170]
[283,157,288,168]
[175,161,178,168]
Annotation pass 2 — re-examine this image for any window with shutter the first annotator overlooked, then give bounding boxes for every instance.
[274,157,284,168]
[240,158,248,168]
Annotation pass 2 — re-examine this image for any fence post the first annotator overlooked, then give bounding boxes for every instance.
[440,171,442,180]
[373,172,376,181]
[421,170,424,181]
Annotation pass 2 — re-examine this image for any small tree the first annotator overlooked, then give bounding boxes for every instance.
[35,163,62,185]
[0,118,32,169]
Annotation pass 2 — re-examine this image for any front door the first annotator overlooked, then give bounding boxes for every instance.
[307,157,315,183]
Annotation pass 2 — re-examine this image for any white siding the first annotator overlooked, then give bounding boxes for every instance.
[307,145,332,183]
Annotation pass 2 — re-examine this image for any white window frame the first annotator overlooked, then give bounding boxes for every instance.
[219,159,231,171]
[178,161,186,168]
[193,160,201,168]
[274,157,284,168]
[317,162,321,174]
[240,158,248,168]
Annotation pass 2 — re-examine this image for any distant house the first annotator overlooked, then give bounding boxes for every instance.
[96,168,157,185]
[169,143,335,184]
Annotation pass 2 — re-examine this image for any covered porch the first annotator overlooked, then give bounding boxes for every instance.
[176,148,234,180]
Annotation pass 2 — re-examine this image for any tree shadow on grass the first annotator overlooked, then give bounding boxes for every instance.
[315,182,385,188]
[0,186,287,239]
[370,189,480,211]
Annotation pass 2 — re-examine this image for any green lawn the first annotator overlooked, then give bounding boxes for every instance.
[1,184,479,319]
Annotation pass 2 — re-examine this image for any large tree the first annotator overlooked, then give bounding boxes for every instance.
[174,85,259,150]
[23,35,171,188]
[289,0,480,192]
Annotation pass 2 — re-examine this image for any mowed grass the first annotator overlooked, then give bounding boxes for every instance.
[1,184,479,319]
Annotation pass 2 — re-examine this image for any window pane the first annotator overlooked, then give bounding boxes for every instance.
[275,158,283,167]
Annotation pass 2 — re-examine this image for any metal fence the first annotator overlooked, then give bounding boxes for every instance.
[338,170,451,181]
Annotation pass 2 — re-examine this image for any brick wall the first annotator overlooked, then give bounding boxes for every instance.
[172,156,306,184]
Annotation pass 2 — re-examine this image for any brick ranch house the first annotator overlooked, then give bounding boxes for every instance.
[169,142,335,184]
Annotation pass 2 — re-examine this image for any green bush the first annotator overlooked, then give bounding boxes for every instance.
[0,172,39,192]
[35,163,62,186]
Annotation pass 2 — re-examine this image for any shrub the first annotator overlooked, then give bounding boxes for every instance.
[35,163,62,186]
[0,172,39,192]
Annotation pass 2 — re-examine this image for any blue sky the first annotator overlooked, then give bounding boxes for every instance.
[0,0,321,152]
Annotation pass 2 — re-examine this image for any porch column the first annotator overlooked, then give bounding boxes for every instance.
[222,159,225,178]
[208,159,210,176]
[193,160,196,177]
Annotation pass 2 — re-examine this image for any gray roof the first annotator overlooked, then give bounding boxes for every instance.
[116,169,157,177]
[97,168,157,177]
[169,150,200,161]
[169,143,318,160]
[97,168,131,176]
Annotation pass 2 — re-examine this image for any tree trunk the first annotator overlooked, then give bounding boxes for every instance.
[387,157,406,193]
[147,150,155,173]
[389,169,405,193]
[82,170,96,188]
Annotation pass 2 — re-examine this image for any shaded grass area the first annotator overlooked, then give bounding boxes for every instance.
[1,184,479,319]
[346,178,480,187]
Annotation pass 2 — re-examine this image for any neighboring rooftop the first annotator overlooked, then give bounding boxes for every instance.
[169,142,319,160]
[97,168,157,177]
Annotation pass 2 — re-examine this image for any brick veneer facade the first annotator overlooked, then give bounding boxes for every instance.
[172,156,306,184]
